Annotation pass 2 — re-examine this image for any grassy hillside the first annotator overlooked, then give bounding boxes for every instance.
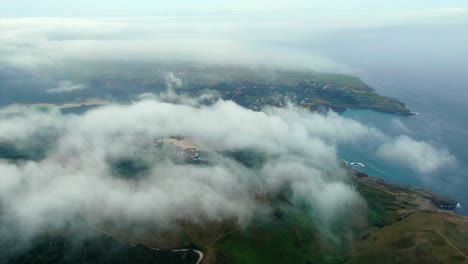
[4,173,467,264]
[351,177,468,264]
[210,174,467,264]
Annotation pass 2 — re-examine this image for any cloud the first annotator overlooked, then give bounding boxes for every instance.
[392,118,410,133]
[45,80,85,93]
[2,6,465,72]
[376,135,456,174]
[0,93,458,255]
[0,98,371,244]
[0,17,351,72]
[165,72,182,89]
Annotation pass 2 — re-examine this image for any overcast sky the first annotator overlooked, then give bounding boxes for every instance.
[1,0,467,17]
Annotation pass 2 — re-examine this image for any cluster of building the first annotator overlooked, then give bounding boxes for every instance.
[181,148,208,163]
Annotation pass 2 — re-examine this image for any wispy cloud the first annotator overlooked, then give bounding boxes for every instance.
[1,5,466,71]
[0,99,368,241]
[377,135,456,174]
[45,80,85,93]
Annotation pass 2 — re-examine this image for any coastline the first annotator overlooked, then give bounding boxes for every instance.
[4,99,109,109]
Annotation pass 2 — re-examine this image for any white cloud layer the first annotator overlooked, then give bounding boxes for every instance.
[45,80,85,93]
[0,99,368,240]
[0,6,466,71]
[0,17,347,71]
[377,135,456,174]
[0,97,455,244]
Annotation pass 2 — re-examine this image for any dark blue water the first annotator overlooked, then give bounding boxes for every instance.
[305,23,468,215]
[335,72,468,215]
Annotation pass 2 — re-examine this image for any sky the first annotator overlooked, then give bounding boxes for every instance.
[0,0,467,17]
[0,1,466,72]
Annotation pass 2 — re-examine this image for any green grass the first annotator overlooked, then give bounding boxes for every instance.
[352,91,408,113]
[214,196,358,264]
[314,73,370,91]
[355,181,398,226]
[215,204,325,264]
[352,212,468,264]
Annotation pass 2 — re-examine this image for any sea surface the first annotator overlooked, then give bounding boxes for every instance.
[307,23,468,215]
[336,71,468,216]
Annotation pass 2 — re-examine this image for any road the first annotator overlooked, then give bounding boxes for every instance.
[172,249,204,264]
[90,224,204,264]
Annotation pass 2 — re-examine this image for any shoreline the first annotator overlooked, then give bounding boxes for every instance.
[3,100,109,109]
[349,166,462,212]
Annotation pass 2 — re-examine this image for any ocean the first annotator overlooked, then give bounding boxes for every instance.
[336,71,468,216]
[306,23,468,215]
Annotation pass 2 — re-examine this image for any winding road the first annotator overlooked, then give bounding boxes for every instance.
[170,249,204,264]
[91,224,204,264]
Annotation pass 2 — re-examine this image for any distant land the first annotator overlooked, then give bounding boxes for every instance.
[0,65,412,115]
[5,99,109,110]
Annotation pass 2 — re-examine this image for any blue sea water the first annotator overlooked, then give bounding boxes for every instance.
[306,23,468,215]
[337,75,468,216]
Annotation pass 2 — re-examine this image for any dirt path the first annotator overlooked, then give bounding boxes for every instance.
[436,229,468,260]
